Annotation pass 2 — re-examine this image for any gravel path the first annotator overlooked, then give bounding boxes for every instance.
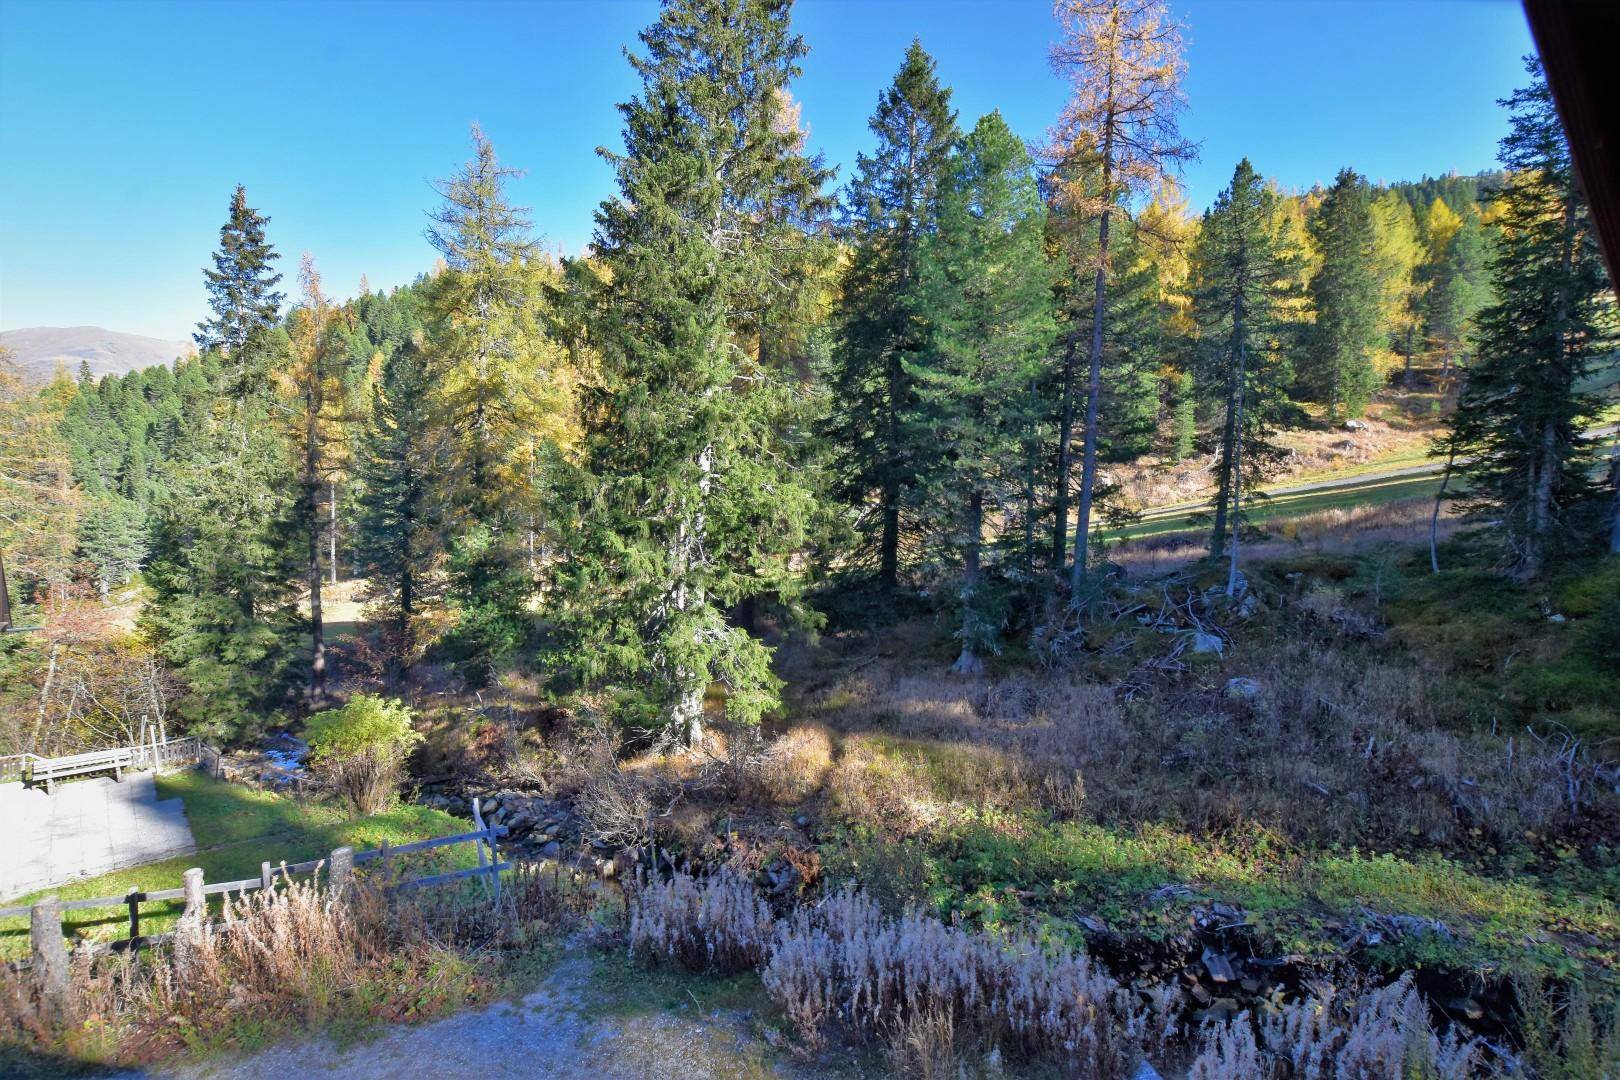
[159,947,800,1080]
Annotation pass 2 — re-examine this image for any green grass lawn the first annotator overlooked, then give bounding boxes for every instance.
[1107,470,1448,543]
[0,771,473,958]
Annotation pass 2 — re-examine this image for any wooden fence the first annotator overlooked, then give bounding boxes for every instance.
[1,735,202,789]
[5,799,508,965]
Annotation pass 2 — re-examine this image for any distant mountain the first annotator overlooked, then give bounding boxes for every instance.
[0,326,193,384]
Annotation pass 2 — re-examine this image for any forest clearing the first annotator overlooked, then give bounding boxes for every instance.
[2,0,1619,1076]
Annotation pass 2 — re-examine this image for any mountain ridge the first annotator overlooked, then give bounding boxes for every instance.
[0,325,194,384]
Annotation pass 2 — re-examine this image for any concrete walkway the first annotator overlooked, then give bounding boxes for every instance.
[0,772,195,901]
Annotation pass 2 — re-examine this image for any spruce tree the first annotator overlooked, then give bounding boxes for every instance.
[911,111,1055,673]
[1190,160,1298,590]
[194,185,285,356]
[560,0,826,745]
[1448,58,1614,579]
[826,40,958,590]
[1304,168,1383,421]
[355,339,445,674]
[279,256,348,702]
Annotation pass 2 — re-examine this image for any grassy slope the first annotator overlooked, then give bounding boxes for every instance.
[0,771,472,957]
[796,548,1620,988]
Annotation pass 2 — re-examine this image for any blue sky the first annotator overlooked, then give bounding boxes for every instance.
[0,0,1534,341]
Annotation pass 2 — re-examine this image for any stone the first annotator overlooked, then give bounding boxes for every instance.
[1548,613,1566,623]
[539,840,561,860]
[1344,418,1368,431]
[1224,677,1262,700]
[1201,946,1236,984]
[1191,631,1224,655]
[793,814,810,828]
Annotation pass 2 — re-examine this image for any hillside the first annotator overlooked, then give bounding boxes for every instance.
[0,325,191,383]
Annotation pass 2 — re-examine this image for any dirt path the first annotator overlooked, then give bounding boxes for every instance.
[156,945,829,1080]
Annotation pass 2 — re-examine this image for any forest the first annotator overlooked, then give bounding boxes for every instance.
[2,0,1618,1076]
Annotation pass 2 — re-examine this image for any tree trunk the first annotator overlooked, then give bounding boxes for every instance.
[879,477,901,591]
[1050,330,1081,570]
[1430,445,1456,573]
[1070,202,1113,596]
[1226,335,1248,597]
[1209,354,1240,562]
[329,480,339,586]
[307,414,326,703]
[951,489,985,675]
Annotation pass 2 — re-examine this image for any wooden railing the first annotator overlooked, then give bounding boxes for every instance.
[3,799,508,955]
[0,754,40,785]
[5,736,203,792]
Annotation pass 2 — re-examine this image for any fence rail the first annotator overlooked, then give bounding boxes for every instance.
[3,799,508,954]
[0,754,40,785]
[4,735,202,792]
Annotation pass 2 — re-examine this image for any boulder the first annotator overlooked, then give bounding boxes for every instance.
[1224,677,1262,700]
[1344,418,1368,431]
[1191,631,1224,656]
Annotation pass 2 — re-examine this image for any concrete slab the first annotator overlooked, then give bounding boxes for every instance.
[0,772,196,901]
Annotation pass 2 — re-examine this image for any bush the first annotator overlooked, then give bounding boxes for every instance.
[628,870,774,974]
[305,694,423,816]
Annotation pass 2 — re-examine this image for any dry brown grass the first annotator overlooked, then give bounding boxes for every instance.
[2,868,585,1069]
[781,623,1586,849]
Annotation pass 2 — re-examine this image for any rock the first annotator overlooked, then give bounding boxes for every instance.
[793,814,810,828]
[1344,418,1367,431]
[1131,1061,1166,1080]
[1548,613,1566,624]
[1224,677,1262,700]
[1448,997,1485,1021]
[1191,631,1225,656]
[1201,946,1237,984]
[539,840,561,860]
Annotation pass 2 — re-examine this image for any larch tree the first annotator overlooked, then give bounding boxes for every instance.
[911,111,1055,673]
[1303,168,1383,422]
[561,0,826,746]
[1190,160,1298,592]
[1371,190,1426,388]
[1046,0,1194,593]
[425,126,573,676]
[1447,58,1614,579]
[1425,205,1491,376]
[827,40,959,590]
[194,185,285,363]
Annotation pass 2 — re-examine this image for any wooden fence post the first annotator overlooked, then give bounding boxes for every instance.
[30,897,72,1022]
[330,846,354,895]
[261,860,275,894]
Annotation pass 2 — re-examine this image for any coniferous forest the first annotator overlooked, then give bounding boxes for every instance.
[2,1,1619,1076]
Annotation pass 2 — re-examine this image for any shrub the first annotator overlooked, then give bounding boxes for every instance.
[760,886,1160,1075]
[627,870,775,974]
[305,694,423,816]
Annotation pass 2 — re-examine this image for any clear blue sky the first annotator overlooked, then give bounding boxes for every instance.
[0,0,1535,341]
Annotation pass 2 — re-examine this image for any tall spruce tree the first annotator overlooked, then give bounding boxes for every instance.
[1047,0,1194,592]
[1304,168,1383,421]
[194,185,285,356]
[1447,58,1614,579]
[1190,160,1298,590]
[279,256,348,702]
[560,0,826,745]
[827,40,958,589]
[354,339,446,674]
[911,111,1055,673]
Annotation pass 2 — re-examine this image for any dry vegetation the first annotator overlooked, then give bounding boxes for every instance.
[1,866,593,1073]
